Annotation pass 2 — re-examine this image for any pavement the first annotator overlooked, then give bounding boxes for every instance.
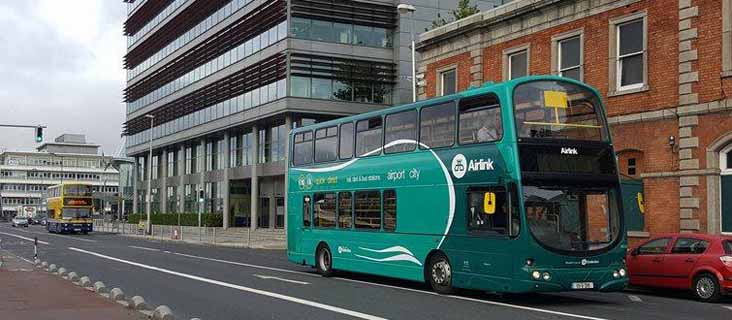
[0,248,146,320]
[1,224,732,320]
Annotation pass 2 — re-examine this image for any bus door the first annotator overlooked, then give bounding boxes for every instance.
[296,195,313,253]
[464,186,518,281]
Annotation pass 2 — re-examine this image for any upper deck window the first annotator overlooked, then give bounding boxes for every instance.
[293,131,314,165]
[459,94,502,144]
[356,117,383,157]
[514,81,607,142]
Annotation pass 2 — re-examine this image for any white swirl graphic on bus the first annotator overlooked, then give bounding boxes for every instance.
[354,246,423,266]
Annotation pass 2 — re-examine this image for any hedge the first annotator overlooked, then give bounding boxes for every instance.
[127,213,223,227]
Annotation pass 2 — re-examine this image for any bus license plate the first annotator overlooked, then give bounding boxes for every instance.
[571,282,594,290]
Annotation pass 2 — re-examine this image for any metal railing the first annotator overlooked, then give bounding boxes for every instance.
[92,219,285,249]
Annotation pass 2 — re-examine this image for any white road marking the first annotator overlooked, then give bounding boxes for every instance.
[169,251,319,278]
[68,247,387,320]
[0,231,50,245]
[627,295,642,302]
[129,245,161,252]
[161,250,608,320]
[723,306,732,311]
[334,277,610,320]
[254,274,310,285]
[12,228,97,243]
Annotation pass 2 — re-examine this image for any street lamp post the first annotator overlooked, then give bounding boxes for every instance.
[398,4,417,102]
[145,114,155,235]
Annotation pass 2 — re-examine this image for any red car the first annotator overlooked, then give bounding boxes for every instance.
[627,233,732,302]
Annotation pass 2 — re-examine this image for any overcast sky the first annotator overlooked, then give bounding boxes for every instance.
[0,1,125,155]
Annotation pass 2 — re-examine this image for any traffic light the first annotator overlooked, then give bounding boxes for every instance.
[35,127,43,143]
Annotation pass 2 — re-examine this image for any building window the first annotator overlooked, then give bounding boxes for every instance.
[152,155,159,178]
[206,142,214,171]
[553,31,583,81]
[217,139,225,170]
[242,132,253,166]
[270,124,286,162]
[507,49,528,80]
[439,68,457,96]
[229,136,238,168]
[610,12,647,94]
[258,128,269,164]
[185,147,193,174]
[723,0,732,76]
[167,151,175,177]
[627,158,637,176]
[617,19,645,90]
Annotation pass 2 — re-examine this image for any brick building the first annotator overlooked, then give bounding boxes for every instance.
[416,0,732,245]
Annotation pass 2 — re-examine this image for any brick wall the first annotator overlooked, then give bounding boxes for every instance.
[418,0,732,238]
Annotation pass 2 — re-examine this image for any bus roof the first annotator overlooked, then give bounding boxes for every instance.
[290,75,596,135]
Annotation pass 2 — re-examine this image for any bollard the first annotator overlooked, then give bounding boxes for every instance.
[48,264,57,273]
[128,296,148,310]
[94,281,108,294]
[79,276,92,287]
[67,272,79,282]
[57,267,67,276]
[152,305,175,320]
[109,288,125,301]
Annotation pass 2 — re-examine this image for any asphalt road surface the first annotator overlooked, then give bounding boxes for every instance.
[1,224,731,320]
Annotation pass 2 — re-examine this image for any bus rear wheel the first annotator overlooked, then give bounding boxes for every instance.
[316,244,334,277]
[428,252,454,295]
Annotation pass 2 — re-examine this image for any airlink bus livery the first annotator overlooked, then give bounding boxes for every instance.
[287,76,628,294]
[46,183,94,234]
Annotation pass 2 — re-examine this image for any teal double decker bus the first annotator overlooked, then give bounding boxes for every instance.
[287,76,628,294]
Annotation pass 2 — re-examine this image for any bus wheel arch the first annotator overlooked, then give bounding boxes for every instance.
[315,242,334,277]
[424,249,455,295]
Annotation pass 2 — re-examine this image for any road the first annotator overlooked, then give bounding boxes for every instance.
[0,224,730,320]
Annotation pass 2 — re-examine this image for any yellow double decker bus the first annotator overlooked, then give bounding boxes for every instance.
[46,183,94,234]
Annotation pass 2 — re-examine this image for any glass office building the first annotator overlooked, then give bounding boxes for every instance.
[123,0,508,229]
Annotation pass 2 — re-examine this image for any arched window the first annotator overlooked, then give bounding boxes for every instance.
[721,143,732,234]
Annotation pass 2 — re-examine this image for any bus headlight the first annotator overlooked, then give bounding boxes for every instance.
[542,272,551,281]
[532,271,541,280]
[612,271,620,279]
[618,268,627,277]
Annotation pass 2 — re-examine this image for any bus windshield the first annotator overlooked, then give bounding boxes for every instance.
[64,185,92,197]
[62,208,91,219]
[514,80,608,141]
[523,184,620,253]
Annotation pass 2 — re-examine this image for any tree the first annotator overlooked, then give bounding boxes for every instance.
[430,0,480,30]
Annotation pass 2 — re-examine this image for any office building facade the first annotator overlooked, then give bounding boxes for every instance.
[122,0,508,229]
[0,134,119,220]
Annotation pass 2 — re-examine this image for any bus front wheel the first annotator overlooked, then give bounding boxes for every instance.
[316,244,334,277]
[427,252,454,295]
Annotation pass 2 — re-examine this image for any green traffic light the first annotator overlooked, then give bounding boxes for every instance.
[35,127,43,142]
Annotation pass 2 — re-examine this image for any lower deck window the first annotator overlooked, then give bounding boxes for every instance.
[354,191,381,230]
[314,193,336,227]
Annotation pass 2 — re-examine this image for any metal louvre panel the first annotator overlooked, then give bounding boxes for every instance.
[124,0,230,69]
[289,53,396,83]
[124,0,286,103]
[123,53,286,135]
[124,0,173,36]
[290,0,397,28]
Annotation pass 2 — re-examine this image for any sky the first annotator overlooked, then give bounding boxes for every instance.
[0,1,126,155]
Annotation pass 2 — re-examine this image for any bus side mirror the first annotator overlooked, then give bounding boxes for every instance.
[484,192,496,215]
